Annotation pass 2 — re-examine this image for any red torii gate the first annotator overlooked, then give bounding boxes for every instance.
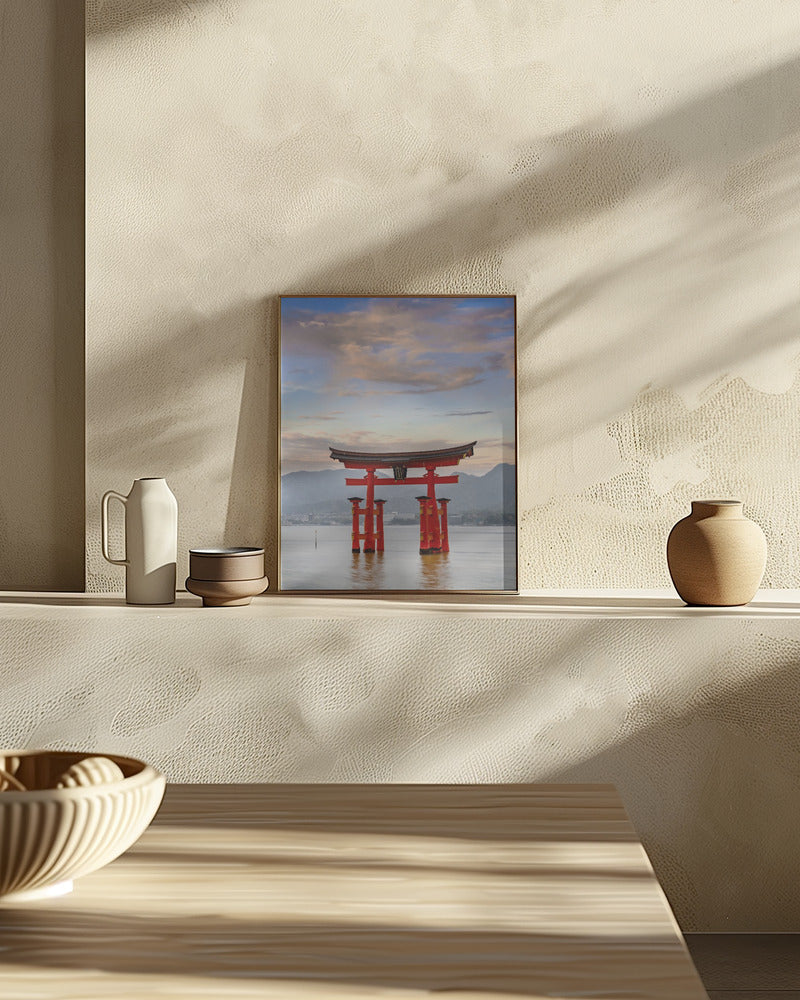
[329,442,476,555]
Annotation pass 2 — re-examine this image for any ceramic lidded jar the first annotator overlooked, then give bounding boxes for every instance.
[667,500,767,606]
[185,547,268,607]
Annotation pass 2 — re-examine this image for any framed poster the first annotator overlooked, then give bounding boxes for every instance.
[278,295,517,593]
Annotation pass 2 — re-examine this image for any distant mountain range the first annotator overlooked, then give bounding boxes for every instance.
[281,463,516,520]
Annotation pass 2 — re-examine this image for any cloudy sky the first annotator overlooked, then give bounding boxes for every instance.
[280,296,516,475]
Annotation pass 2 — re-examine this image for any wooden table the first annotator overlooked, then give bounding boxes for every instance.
[0,784,709,999]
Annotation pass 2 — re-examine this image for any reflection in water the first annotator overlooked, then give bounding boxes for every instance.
[350,552,384,590]
[282,525,515,591]
[420,553,450,590]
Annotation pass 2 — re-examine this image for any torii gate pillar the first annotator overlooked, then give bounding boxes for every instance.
[439,498,451,554]
[416,495,443,554]
[375,499,386,553]
[347,497,362,553]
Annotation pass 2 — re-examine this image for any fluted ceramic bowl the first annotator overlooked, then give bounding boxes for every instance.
[0,749,165,902]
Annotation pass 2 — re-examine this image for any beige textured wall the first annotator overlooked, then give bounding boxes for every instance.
[85,0,800,591]
[0,0,84,590]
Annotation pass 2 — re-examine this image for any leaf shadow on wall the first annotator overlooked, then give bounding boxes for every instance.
[281,55,800,450]
[88,56,800,588]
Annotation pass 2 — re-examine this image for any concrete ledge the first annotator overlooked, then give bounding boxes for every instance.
[1,589,799,931]
[2,588,799,618]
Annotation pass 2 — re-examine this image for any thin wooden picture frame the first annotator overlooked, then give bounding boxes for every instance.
[278,294,518,594]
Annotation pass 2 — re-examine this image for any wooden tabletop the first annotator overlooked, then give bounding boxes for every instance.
[0,783,709,999]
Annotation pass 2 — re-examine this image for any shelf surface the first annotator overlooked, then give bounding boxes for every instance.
[0,588,799,619]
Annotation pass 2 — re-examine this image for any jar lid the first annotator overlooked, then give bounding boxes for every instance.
[189,547,264,556]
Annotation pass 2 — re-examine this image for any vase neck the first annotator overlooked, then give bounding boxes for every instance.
[691,499,743,520]
[131,477,169,494]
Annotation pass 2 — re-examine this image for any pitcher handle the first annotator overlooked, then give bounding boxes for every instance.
[101,491,129,566]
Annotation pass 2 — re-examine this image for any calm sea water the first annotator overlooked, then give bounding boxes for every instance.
[280,524,516,591]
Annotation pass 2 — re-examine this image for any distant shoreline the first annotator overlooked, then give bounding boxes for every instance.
[281,462,516,523]
[280,516,515,527]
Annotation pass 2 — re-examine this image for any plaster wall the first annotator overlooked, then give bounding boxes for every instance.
[85,0,800,591]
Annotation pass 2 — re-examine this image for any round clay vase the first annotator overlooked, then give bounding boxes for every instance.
[666,500,767,606]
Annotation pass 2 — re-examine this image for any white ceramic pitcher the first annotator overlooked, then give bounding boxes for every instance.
[101,478,178,605]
